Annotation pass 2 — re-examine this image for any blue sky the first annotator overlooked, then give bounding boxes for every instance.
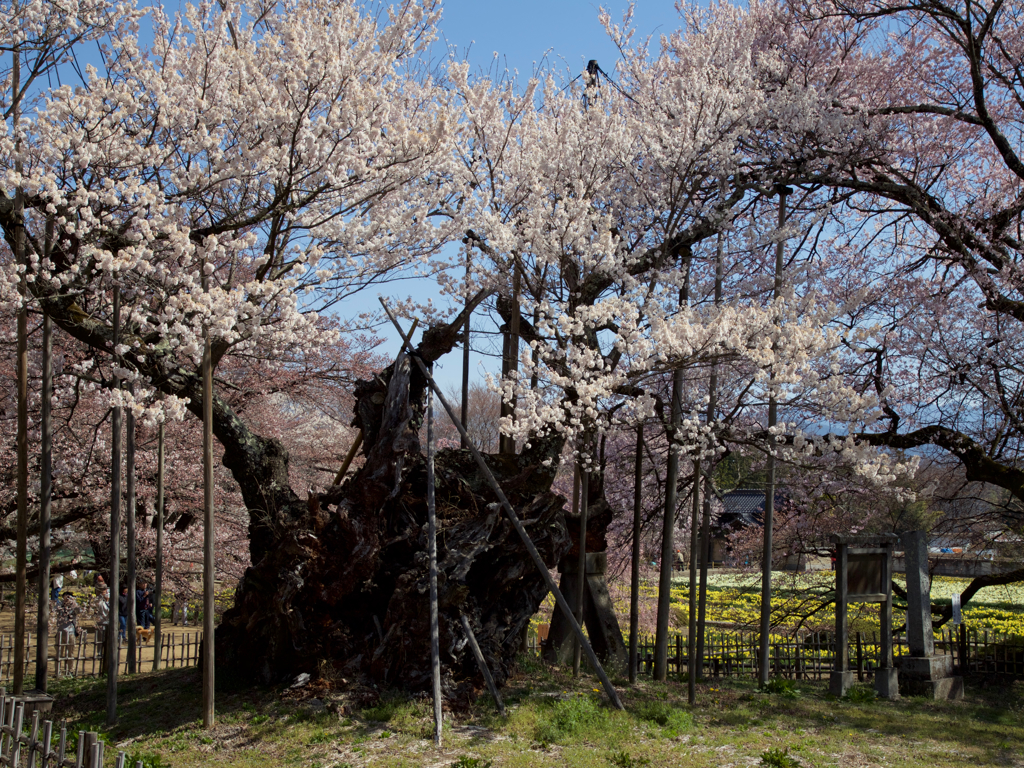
[433,0,683,81]
[361,1,687,391]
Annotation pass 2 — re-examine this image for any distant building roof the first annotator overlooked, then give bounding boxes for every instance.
[716,488,787,531]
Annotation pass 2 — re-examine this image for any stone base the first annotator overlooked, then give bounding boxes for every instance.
[901,675,964,700]
[874,668,899,699]
[829,670,856,697]
[898,655,962,700]
[900,654,953,677]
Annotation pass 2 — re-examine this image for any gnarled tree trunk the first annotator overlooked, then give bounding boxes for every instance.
[215,330,571,698]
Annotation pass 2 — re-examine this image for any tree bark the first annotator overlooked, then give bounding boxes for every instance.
[215,320,570,698]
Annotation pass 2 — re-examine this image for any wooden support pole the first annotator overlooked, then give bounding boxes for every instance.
[759,186,789,688]
[107,289,122,726]
[35,313,53,692]
[461,257,471,450]
[573,466,588,677]
[201,286,216,729]
[629,423,643,685]
[333,432,364,486]
[426,388,442,745]
[153,421,165,671]
[202,278,215,728]
[380,298,624,710]
[688,460,700,703]
[12,44,28,698]
[460,615,506,717]
[126,400,137,674]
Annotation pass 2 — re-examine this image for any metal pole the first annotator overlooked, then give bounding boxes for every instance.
[35,313,53,692]
[759,187,789,687]
[153,421,165,671]
[379,298,624,710]
[202,275,215,728]
[426,389,442,745]
[107,289,122,726]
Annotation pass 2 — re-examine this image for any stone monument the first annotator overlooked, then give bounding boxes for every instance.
[899,530,963,699]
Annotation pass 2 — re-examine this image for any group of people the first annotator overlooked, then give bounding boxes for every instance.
[46,572,163,643]
[115,582,155,641]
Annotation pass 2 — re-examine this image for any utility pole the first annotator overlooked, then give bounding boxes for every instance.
[758,185,791,687]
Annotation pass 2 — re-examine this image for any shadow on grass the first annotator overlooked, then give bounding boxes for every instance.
[704,674,1024,758]
[47,665,272,741]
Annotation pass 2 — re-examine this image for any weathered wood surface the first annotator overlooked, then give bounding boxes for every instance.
[216,327,572,701]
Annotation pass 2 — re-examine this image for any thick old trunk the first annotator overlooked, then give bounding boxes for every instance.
[216,338,571,697]
[38,283,575,697]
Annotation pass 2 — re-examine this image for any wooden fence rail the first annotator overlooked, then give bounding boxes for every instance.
[529,625,1024,680]
[0,690,144,767]
[0,630,203,685]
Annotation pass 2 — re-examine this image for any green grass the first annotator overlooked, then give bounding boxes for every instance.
[43,659,1024,767]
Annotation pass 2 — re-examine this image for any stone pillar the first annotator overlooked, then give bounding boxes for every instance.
[898,531,962,700]
[903,530,933,657]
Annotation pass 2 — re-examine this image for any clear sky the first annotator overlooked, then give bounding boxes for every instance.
[432,0,683,81]
[362,1,687,391]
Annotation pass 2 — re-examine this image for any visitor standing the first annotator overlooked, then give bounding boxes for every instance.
[118,586,129,642]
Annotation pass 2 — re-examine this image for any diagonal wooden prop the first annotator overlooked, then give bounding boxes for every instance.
[380,297,624,710]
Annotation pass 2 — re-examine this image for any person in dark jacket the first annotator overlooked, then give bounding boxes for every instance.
[118,587,129,642]
[136,582,154,629]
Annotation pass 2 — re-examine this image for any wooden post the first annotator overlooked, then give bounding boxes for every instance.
[759,185,789,688]
[35,312,53,692]
[107,289,122,726]
[688,460,700,703]
[499,264,521,456]
[126,399,137,674]
[698,211,724,679]
[153,421,165,671]
[573,466,588,677]
[12,45,29,698]
[656,274,689,682]
[380,299,624,710]
[461,256,471,450]
[629,423,643,684]
[655,380,683,681]
[460,615,506,716]
[835,543,848,673]
[426,389,442,745]
[202,272,215,728]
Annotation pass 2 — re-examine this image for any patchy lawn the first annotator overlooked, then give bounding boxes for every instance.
[48,657,1024,768]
